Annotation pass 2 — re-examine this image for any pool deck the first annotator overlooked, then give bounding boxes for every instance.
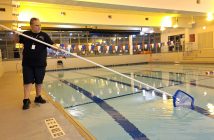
[0,72,94,140]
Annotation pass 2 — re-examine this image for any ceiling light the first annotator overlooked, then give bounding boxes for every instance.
[161,16,172,27]
[207,12,213,21]
[140,31,144,35]
[141,27,149,32]
[140,27,144,35]
[149,30,154,33]
[18,11,32,21]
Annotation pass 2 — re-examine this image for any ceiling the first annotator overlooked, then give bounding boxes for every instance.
[8,0,212,32]
[18,0,207,16]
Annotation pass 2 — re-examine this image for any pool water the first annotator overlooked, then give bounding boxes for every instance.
[44,64,214,140]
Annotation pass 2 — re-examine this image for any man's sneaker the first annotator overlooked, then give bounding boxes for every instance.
[34,96,46,104]
[23,99,31,110]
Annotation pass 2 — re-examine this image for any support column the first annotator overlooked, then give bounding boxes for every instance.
[129,35,133,55]
[184,28,190,51]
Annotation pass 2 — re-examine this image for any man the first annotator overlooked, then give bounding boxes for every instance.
[19,18,54,110]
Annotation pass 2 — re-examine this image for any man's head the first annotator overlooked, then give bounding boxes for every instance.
[30,18,41,33]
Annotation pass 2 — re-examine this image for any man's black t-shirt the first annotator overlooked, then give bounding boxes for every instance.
[19,31,54,67]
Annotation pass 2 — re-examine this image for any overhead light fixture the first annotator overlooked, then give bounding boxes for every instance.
[57,25,77,28]
[141,27,149,32]
[140,27,144,35]
[207,12,213,21]
[140,27,153,33]
[149,29,154,33]
[18,11,32,21]
[140,32,144,35]
[161,16,172,27]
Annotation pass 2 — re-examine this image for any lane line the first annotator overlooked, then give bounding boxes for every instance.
[60,79,149,140]
[61,73,214,119]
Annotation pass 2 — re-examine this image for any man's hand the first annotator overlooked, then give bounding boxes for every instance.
[51,44,60,51]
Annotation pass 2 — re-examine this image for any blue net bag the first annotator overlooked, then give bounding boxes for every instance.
[173,90,194,109]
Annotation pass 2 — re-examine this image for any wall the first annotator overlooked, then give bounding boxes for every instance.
[1,53,183,73]
[2,50,214,74]
[189,21,214,50]
[160,20,214,52]
[0,0,18,22]
[2,54,151,72]
[151,52,183,63]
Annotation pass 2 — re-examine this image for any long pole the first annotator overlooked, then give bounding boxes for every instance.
[0,24,172,97]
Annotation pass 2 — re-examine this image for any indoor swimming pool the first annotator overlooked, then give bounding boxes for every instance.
[44,64,214,140]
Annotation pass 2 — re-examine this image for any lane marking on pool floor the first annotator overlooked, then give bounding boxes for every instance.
[60,79,149,140]
[61,73,214,119]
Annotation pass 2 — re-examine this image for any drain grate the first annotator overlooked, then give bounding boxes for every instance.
[45,118,65,138]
